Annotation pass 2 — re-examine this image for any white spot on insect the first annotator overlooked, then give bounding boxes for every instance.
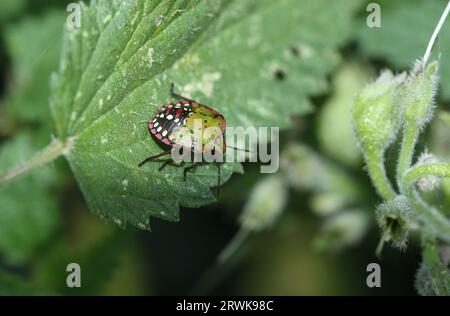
[159,114,164,118]
[162,130,168,137]
[166,114,173,120]
[101,136,108,144]
[154,121,159,127]
[103,14,112,24]
[157,126,162,132]
[174,118,179,123]
[147,48,154,67]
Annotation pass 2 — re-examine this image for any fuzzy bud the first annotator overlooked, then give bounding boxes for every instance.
[402,61,439,130]
[415,151,442,192]
[239,176,287,232]
[376,196,415,250]
[353,70,405,157]
[314,210,369,252]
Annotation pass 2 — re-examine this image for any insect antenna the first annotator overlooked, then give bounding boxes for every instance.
[138,149,172,167]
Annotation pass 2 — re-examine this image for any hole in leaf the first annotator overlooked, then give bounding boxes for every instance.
[273,69,287,82]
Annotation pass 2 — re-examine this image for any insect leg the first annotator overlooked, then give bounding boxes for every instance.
[183,162,197,181]
[170,82,197,103]
[158,160,175,171]
[138,149,172,167]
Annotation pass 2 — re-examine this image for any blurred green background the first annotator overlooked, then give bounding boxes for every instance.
[2,0,450,295]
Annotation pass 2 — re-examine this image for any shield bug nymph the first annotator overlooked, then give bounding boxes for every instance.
[138,83,234,196]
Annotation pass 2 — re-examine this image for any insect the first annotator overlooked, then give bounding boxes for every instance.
[138,83,230,196]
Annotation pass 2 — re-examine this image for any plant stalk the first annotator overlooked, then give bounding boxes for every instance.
[365,148,397,201]
[397,124,419,189]
[0,138,73,188]
[403,163,450,241]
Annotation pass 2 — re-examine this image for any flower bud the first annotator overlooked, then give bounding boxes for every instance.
[314,209,369,252]
[376,196,415,250]
[402,61,439,130]
[353,70,405,156]
[239,176,287,232]
[415,151,442,192]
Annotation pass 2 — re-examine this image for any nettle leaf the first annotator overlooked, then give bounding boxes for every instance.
[358,0,450,99]
[50,0,361,229]
[0,133,60,263]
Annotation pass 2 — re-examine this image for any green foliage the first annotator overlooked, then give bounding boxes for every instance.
[358,0,450,99]
[49,0,361,229]
[4,10,64,127]
[317,62,371,168]
[0,133,60,263]
[0,0,26,23]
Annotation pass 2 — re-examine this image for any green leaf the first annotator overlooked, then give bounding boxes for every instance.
[50,0,361,228]
[317,61,372,167]
[0,133,60,263]
[0,0,26,23]
[4,10,65,128]
[357,0,450,99]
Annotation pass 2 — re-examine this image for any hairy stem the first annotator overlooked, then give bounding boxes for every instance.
[403,163,450,241]
[365,148,397,201]
[0,138,73,188]
[397,124,419,189]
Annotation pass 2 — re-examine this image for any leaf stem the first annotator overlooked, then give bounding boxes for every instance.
[0,138,73,188]
[422,0,450,66]
[365,148,397,201]
[403,163,450,241]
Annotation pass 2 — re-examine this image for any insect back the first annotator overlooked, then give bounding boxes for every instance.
[139,84,227,199]
[148,100,226,162]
